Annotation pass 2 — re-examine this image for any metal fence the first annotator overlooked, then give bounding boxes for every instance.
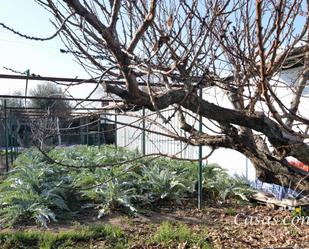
[0,99,117,173]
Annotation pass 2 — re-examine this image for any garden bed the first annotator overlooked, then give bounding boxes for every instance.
[1,202,308,248]
[0,145,307,248]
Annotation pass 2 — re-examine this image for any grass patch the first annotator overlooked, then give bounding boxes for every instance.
[225,207,237,216]
[152,221,211,248]
[0,224,127,249]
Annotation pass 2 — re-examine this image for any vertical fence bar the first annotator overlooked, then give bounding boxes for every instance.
[4,100,9,172]
[114,112,117,148]
[9,113,14,164]
[24,69,30,108]
[97,115,101,148]
[56,117,61,146]
[14,115,18,160]
[79,118,83,144]
[245,157,249,180]
[86,117,89,145]
[12,114,17,160]
[24,124,29,147]
[198,87,203,209]
[142,107,146,155]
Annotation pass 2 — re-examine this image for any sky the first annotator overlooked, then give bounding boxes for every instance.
[0,0,307,176]
[0,0,306,96]
[0,0,103,100]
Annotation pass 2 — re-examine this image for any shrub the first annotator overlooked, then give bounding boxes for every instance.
[203,164,252,201]
[48,145,138,168]
[140,159,196,203]
[0,145,254,227]
[82,177,139,218]
[0,149,76,227]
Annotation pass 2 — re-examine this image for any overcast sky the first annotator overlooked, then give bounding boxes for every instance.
[0,0,104,101]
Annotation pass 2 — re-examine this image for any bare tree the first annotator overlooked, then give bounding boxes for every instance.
[29,83,72,148]
[29,115,59,149]
[10,0,309,194]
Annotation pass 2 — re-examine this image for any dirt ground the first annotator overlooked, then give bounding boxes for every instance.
[41,201,309,249]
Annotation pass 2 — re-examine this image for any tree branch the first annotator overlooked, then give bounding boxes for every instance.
[127,0,157,53]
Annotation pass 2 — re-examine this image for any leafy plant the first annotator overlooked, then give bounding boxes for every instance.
[203,164,253,201]
[83,177,139,218]
[48,145,138,168]
[0,145,254,227]
[140,160,195,203]
[0,149,76,227]
[12,147,46,167]
[70,149,198,217]
[221,174,254,201]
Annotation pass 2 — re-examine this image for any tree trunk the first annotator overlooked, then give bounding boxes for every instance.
[248,153,309,196]
[232,134,309,196]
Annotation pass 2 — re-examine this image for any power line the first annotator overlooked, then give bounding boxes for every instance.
[0,73,123,85]
[5,107,111,111]
[0,94,117,102]
[0,73,184,87]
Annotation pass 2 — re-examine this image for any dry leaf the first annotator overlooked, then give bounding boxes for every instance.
[151,42,159,52]
[167,14,173,29]
[177,241,187,249]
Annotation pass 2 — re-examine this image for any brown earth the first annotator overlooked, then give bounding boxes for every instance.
[36,201,309,249]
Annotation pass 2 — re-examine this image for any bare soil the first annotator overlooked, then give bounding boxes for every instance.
[7,201,309,248]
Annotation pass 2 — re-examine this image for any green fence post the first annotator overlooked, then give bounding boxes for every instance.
[198,87,203,209]
[4,100,9,172]
[12,114,16,160]
[24,69,30,108]
[142,107,146,155]
[97,115,101,148]
[114,112,117,148]
[14,115,18,160]
[9,113,14,165]
[86,116,89,145]
[80,118,84,144]
[25,125,29,147]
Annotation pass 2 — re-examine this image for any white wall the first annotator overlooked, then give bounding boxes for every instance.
[116,100,256,180]
[115,66,308,180]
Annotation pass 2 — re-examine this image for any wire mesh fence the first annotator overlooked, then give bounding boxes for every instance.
[0,96,255,178]
[0,99,117,173]
[1,103,257,182]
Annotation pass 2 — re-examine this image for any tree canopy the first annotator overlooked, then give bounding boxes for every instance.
[3,0,308,194]
[30,82,71,118]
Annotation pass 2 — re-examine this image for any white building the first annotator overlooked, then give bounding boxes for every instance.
[115,48,309,181]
